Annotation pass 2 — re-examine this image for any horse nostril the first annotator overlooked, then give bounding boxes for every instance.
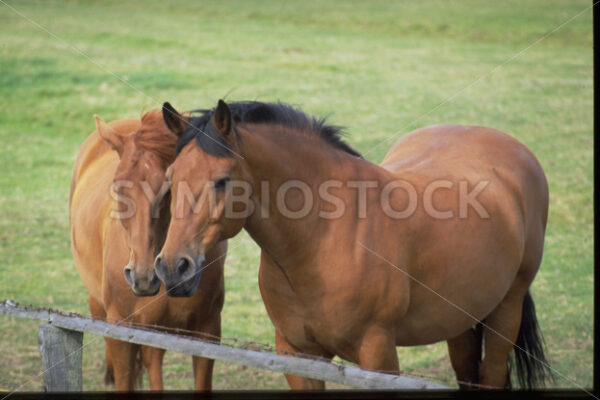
[150,269,160,285]
[176,257,191,277]
[154,256,167,281]
[124,265,134,285]
[155,257,163,271]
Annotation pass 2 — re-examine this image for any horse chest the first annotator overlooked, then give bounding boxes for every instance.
[258,263,373,357]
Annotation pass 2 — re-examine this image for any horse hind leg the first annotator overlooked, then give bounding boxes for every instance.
[479,221,550,389]
[479,280,531,388]
[447,323,483,389]
[510,290,551,388]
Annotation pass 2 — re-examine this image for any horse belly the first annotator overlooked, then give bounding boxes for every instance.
[395,220,523,346]
[395,291,504,346]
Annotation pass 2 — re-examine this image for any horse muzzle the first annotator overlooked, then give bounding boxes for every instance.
[154,254,205,297]
[124,265,161,297]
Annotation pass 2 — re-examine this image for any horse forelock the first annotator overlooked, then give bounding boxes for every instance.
[134,110,178,167]
[176,114,233,157]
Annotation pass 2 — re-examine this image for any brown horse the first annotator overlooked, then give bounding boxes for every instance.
[69,109,226,390]
[156,100,550,389]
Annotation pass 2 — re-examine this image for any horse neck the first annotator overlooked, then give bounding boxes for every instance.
[238,124,394,266]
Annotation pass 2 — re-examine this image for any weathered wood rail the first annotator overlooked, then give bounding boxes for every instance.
[0,300,449,391]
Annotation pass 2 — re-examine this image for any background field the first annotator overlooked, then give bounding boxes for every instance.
[0,0,593,391]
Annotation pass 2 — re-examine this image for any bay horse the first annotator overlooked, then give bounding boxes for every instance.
[69,109,226,390]
[155,100,550,389]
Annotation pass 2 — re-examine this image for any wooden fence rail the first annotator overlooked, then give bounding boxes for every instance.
[0,300,449,391]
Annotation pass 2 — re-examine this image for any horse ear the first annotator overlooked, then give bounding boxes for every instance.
[94,115,124,157]
[213,99,232,137]
[162,102,188,138]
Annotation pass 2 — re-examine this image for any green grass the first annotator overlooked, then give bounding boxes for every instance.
[0,0,592,391]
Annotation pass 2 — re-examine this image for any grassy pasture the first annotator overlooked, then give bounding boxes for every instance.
[0,0,593,391]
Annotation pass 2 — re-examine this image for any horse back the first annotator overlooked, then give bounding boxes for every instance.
[381,124,548,230]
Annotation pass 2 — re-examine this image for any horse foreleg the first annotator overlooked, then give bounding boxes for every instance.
[357,327,399,374]
[87,295,115,386]
[447,324,483,389]
[141,346,165,390]
[192,356,215,390]
[276,330,328,390]
[479,285,528,388]
[191,315,220,390]
[105,337,140,391]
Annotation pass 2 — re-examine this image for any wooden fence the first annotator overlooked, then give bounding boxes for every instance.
[0,300,449,391]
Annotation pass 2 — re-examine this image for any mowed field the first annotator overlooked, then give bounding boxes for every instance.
[0,0,592,391]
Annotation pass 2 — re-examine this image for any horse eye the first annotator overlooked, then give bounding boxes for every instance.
[214,177,230,190]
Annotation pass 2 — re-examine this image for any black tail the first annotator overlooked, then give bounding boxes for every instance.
[509,291,553,389]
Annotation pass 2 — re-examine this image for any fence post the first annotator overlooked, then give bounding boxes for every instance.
[37,323,83,391]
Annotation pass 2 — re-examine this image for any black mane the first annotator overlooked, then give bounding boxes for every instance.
[177,101,362,158]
